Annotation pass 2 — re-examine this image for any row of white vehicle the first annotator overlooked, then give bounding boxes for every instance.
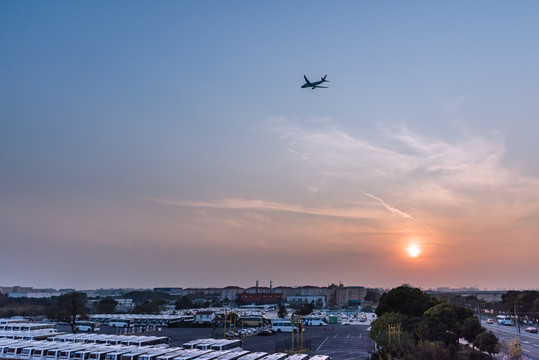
[45,334,169,347]
[0,339,331,360]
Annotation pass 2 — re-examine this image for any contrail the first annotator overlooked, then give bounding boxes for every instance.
[359,191,414,219]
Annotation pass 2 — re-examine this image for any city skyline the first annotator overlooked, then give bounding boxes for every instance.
[2,2,539,290]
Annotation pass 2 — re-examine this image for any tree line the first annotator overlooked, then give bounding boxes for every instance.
[370,285,502,359]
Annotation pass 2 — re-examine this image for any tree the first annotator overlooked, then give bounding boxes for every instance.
[362,304,374,312]
[364,288,381,304]
[370,312,408,348]
[461,316,484,345]
[294,302,314,316]
[416,341,452,360]
[133,298,166,314]
[473,331,500,356]
[0,293,9,307]
[376,285,437,318]
[96,297,117,313]
[416,303,459,346]
[369,312,415,358]
[175,296,193,310]
[277,304,287,318]
[50,292,87,333]
[502,290,538,314]
[123,290,172,304]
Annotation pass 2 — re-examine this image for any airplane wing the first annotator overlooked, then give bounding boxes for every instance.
[314,85,328,88]
[303,75,312,85]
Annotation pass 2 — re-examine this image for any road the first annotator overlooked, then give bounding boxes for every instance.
[481,320,539,360]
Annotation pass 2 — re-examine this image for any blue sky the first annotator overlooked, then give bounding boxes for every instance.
[1,1,539,290]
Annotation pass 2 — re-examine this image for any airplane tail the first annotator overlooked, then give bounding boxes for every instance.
[322,75,329,82]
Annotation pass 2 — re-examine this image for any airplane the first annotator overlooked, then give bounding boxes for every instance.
[301,75,329,89]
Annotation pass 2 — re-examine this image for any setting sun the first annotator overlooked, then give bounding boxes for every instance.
[408,245,420,257]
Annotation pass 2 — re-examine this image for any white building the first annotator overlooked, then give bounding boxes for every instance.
[195,311,216,324]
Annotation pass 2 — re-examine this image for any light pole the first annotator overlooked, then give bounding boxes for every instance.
[514,305,521,334]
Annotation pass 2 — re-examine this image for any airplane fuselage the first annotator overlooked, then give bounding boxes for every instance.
[301,80,324,88]
[301,75,328,89]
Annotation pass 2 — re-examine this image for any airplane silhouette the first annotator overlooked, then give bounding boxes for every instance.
[301,75,329,89]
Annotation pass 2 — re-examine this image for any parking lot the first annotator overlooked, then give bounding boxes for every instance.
[59,324,374,360]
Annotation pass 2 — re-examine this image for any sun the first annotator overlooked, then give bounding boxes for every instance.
[408,244,420,258]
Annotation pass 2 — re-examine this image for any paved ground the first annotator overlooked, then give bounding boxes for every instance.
[59,323,374,360]
[305,325,373,360]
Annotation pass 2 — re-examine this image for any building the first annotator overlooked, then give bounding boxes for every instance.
[272,286,296,298]
[296,286,327,296]
[195,311,216,324]
[182,288,220,296]
[237,292,284,304]
[0,286,33,295]
[243,286,272,294]
[220,286,244,301]
[287,295,326,307]
[154,287,183,296]
[327,284,366,308]
[8,291,64,298]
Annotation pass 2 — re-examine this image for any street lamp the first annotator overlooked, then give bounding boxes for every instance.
[514,305,523,334]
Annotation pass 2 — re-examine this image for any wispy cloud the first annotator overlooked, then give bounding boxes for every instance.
[264,117,539,233]
[359,191,414,219]
[147,197,380,220]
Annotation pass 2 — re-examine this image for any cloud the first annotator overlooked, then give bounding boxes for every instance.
[263,118,539,239]
[152,118,539,237]
[359,191,414,219]
[147,197,380,220]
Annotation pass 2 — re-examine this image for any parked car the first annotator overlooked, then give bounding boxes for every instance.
[525,327,538,333]
[257,329,273,336]
[486,318,494,324]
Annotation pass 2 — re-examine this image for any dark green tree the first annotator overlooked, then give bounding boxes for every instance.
[376,285,437,318]
[416,341,452,360]
[175,296,193,310]
[96,297,117,313]
[369,312,415,358]
[370,312,408,348]
[473,330,500,356]
[124,291,171,304]
[277,304,287,318]
[364,288,381,304]
[49,292,87,333]
[461,316,484,346]
[133,298,166,314]
[415,303,459,346]
[502,290,538,313]
[0,293,9,307]
[294,302,314,316]
[375,285,437,337]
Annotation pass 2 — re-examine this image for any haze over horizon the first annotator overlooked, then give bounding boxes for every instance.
[2,2,539,291]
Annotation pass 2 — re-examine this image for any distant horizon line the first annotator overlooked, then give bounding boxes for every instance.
[3,284,537,292]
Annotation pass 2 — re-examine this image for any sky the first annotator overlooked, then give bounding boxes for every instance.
[1,1,539,291]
